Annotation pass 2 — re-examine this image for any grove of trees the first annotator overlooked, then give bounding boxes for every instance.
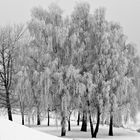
[0,2,140,138]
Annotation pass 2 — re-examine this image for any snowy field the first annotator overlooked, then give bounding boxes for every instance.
[32,123,140,140]
[1,118,140,140]
[0,118,70,140]
[1,113,140,140]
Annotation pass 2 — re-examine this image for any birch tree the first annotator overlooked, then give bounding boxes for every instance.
[0,25,24,121]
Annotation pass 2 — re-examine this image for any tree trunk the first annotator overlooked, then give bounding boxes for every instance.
[81,111,87,132]
[28,112,31,126]
[21,111,24,125]
[6,92,12,121]
[68,116,71,131]
[109,114,113,136]
[93,110,100,138]
[77,111,80,126]
[87,100,94,137]
[89,112,94,137]
[61,110,66,136]
[61,95,66,136]
[47,108,50,126]
[19,101,25,125]
[37,106,41,125]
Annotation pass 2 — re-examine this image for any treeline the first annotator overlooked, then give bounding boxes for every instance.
[0,2,140,138]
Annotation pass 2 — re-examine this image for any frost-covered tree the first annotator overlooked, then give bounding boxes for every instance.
[66,65,80,131]
[70,2,92,132]
[0,25,24,121]
[86,8,109,138]
[93,20,139,136]
[7,2,139,138]
[27,5,60,125]
[77,71,95,136]
[15,66,32,125]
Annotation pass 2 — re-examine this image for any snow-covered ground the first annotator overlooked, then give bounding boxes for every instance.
[1,112,140,140]
[0,118,70,140]
[32,123,140,140]
[1,118,140,140]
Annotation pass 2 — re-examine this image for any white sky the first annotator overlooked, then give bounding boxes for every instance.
[0,0,140,54]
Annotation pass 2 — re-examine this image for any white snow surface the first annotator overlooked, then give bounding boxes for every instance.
[32,124,140,140]
[1,118,140,140]
[1,112,140,140]
[0,118,70,140]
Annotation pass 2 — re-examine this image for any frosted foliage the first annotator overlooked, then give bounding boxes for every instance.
[70,33,77,48]
[47,36,53,52]
[6,3,140,137]
[48,3,63,18]
[15,66,33,112]
[31,7,47,21]
[56,27,68,48]
[72,2,90,23]
[83,72,95,94]
[66,65,80,79]
[51,58,59,71]
[28,19,46,38]
[78,83,86,96]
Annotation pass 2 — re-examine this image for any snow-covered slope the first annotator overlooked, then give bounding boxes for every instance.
[1,115,140,140]
[0,118,70,140]
[33,124,140,140]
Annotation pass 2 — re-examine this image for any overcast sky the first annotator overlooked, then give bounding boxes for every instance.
[0,0,140,54]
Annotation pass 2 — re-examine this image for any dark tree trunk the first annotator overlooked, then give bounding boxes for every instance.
[87,100,94,137]
[109,114,113,136]
[68,116,71,131]
[21,111,24,125]
[61,93,66,136]
[77,111,80,126]
[19,101,25,125]
[6,92,12,121]
[89,112,94,137]
[37,106,41,125]
[81,111,87,132]
[93,110,101,138]
[47,108,50,126]
[61,110,66,136]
